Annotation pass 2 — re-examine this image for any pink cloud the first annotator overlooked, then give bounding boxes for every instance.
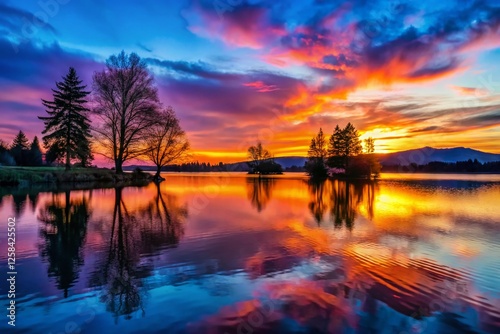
[183,3,285,49]
[243,81,279,92]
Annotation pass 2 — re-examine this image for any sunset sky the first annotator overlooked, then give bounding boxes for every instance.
[1,0,500,164]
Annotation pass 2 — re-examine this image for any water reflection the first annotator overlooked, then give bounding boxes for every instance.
[1,174,499,333]
[90,185,188,321]
[247,178,275,212]
[140,183,187,252]
[37,190,91,297]
[94,187,147,320]
[308,179,377,228]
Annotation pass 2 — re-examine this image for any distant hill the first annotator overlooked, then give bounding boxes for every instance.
[222,156,307,171]
[377,147,500,166]
[124,147,500,172]
[274,156,308,168]
[260,148,500,168]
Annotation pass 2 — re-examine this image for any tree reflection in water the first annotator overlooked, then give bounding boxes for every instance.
[140,183,187,253]
[247,177,275,212]
[12,193,28,216]
[91,184,188,321]
[38,190,91,298]
[308,179,377,229]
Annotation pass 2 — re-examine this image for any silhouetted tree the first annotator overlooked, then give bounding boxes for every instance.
[364,137,375,154]
[93,51,159,174]
[247,142,282,175]
[10,130,30,166]
[328,123,362,173]
[360,137,381,177]
[144,107,189,181]
[40,67,92,169]
[305,128,328,178]
[248,142,270,168]
[45,145,62,165]
[28,136,43,166]
[0,139,15,166]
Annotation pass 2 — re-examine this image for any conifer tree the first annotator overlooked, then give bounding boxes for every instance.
[39,67,92,170]
[29,136,43,166]
[328,123,362,171]
[10,130,30,166]
[305,128,328,178]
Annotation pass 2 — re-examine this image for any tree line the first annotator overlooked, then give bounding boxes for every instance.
[0,131,43,167]
[163,162,227,172]
[1,52,190,181]
[383,159,500,173]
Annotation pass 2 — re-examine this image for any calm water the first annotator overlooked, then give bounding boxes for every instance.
[1,173,500,333]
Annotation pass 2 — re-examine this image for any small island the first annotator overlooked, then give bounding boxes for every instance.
[305,123,381,179]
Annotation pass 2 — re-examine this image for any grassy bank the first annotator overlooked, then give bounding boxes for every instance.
[0,166,153,187]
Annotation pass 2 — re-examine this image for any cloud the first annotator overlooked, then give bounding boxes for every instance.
[451,85,490,97]
[145,58,242,81]
[1,0,500,161]
[182,1,285,49]
[151,58,306,152]
[0,37,100,142]
[243,81,279,92]
[0,2,58,37]
[184,0,500,99]
[136,42,152,53]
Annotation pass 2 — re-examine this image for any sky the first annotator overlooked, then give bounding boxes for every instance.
[0,0,500,164]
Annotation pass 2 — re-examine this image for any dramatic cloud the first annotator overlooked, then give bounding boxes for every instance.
[184,0,500,95]
[1,0,499,162]
[0,36,100,141]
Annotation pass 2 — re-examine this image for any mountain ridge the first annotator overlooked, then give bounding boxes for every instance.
[231,147,500,169]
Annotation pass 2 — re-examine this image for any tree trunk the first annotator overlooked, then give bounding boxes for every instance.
[154,166,161,180]
[154,165,165,182]
[65,149,70,170]
[115,159,123,174]
[66,107,71,171]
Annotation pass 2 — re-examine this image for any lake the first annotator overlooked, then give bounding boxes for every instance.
[1,172,499,333]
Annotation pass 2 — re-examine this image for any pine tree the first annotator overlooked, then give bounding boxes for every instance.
[29,136,43,166]
[327,123,362,172]
[39,67,92,170]
[10,130,30,166]
[0,140,15,166]
[305,128,328,178]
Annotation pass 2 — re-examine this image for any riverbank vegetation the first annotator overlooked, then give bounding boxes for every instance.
[0,166,152,187]
[1,51,189,184]
[383,159,500,173]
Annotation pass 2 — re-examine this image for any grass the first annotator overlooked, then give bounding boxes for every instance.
[0,166,152,186]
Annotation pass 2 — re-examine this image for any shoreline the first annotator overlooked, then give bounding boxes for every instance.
[0,166,154,187]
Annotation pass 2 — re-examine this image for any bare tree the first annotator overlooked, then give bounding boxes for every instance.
[144,107,190,181]
[247,142,271,168]
[246,142,282,175]
[92,51,159,173]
